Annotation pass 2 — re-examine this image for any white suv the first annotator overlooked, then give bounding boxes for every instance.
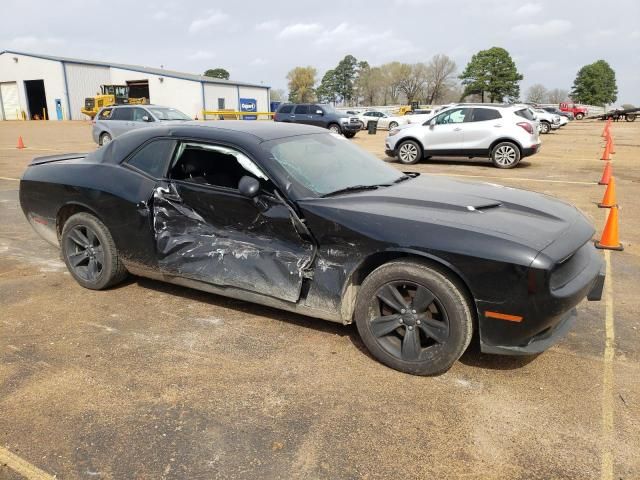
[385,104,541,168]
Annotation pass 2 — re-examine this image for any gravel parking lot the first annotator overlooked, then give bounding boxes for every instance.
[1,120,639,479]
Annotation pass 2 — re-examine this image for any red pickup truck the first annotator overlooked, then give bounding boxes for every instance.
[559,102,588,120]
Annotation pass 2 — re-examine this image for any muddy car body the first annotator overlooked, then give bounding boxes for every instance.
[19,121,605,375]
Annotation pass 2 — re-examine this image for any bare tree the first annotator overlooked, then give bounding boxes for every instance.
[546,88,569,104]
[286,66,317,103]
[379,62,404,105]
[398,63,429,104]
[356,66,384,106]
[425,54,457,104]
[526,84,548,104]
[270,88,286,102]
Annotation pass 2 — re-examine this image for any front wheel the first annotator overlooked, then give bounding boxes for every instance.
[397,140,422,164]
[61,212,128,290]
[344,131,356,139]
[388,121,399,130]
[355,260,473,375]
[491,142,521,169]
[540,122,550,134]
[575,113,584,120]
[328,123,342,134]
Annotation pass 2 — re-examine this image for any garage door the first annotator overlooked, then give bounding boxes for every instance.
[1,82,20,120]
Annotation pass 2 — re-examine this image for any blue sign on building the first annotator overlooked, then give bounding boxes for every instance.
[239,98,257,120]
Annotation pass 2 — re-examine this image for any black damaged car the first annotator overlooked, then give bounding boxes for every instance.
[19,122,605,375]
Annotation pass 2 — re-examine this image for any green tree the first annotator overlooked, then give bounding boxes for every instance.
[286,66,317,103]
[204,68,230,80]
[459,47,523,102]
[333,54,359,105]
[571,60,618,106]
[316,69,339,103]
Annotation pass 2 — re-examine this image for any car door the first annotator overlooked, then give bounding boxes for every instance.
[292,104,311,125]
[108,107,134,137]
[307,105,326,127]
[422,107,469,153]
[152,141,313,302]
[462,108,503,153]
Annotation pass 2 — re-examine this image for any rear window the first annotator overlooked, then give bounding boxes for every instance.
[278,105,293,114]
[126,139,176,178]
[472,108,502,122]
[515,108,535,121]
[294,105,309,114]
[110,108,133,121]
[98,108,113,120]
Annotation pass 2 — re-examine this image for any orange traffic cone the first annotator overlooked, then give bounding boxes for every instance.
[601,141,611,161]
[598,161,613,185]
[16,136,25,149]
[598,176,617,208]
[595,206,623,251]
[608,136,615,154]
[601,122,610,137]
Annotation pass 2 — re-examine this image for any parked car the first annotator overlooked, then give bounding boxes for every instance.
[559,102,588,120]
[274,103,359,138]
[92,105,191,145]
[19,121,604,375]
[355,111,401,130]
[385,104,541,168]
[543,106,574,121]
[532,108,562,133]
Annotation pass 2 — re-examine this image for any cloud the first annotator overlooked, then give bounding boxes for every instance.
[313,22,417,56]
[188,10,229,34]
[277,23,322,38]
[152,10,168,20]
[527,61,555,72]
[256,20,279,31]
[187,50,216,60]
[250,58,268,66]
[7,36,65,49]
[515,3,542,16]
[512,19,573,37]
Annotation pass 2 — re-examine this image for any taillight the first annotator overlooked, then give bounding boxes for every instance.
[517,122,533,134]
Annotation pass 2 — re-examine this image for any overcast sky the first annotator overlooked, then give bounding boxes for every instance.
[2,0,639,104]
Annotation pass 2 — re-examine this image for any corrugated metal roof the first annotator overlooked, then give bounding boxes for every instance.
[0,50,269,89]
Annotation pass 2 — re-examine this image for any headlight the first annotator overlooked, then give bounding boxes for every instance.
[339,117,350,124]
[388,128,400,136]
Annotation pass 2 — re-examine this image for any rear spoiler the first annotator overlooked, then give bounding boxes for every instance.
[29,153,87,166]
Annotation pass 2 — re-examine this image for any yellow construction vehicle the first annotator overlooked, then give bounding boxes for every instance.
[81,85,148,118]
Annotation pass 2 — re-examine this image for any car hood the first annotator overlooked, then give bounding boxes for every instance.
[302,175,588,253]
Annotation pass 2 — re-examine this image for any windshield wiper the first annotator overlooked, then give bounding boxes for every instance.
[321,184,386,198]
[393,175,412,184]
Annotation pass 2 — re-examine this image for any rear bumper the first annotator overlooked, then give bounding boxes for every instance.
[522,143,541,157]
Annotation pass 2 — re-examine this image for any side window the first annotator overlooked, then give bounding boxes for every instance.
[294,105,309,114]
[126,139,176,178]
[471,108,502,122]
[98,108,113,120]
[110,108,133,121]
[169,143,273,192]
[132,108,151,122]
[218,98,225,110]
[278,105,293,114]
[311,105,323,114]
[435,108,469,125]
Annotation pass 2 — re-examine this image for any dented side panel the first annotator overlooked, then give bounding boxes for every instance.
[152,183,313,303]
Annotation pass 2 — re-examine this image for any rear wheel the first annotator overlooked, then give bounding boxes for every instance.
[397,140,422,164]
[328,123,342,134]
[99,132,112,146]
[540,121,550,134]
[61,212,127,290]
[491,142,521,169]
[355,260,473,375]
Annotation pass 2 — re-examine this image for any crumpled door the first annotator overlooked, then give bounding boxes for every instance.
[152,182,313,303]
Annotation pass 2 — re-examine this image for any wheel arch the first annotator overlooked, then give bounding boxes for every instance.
[56,202,104,240]
[340,248,478,325]
[489,137,523,155]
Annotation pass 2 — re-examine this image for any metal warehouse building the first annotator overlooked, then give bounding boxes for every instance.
[0,50,270,121]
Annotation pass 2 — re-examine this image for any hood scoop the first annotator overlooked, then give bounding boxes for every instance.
[466,202,502,212]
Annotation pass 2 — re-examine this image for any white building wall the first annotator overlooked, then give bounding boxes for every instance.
[203,83,237,113]
[238,86,269,114]
[110,68,203,118]
[65,63,110,120]
[0,52,67,120]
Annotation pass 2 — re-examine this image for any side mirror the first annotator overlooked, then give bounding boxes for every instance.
[315,109,324,115]
[142,115,151,122]
[238,176,260,198]
[429,118,436,127]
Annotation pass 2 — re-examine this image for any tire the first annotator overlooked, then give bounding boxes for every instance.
[344,131,356,139]
[491,141,521,169]
[388,121,399,130]
[575,113,584,120]
[626,114,636,122]
[328,123,342,134]
[540,122,550,134]
[354,260,473,376]
[397,140,422,164]
[61,212,128,290]
[99,132,112,146]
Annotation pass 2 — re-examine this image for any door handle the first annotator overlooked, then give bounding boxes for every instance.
[494,124,503,128]
[453,127,462,131]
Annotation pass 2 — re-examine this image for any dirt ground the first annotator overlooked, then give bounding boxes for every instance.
[0,120,639,480]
